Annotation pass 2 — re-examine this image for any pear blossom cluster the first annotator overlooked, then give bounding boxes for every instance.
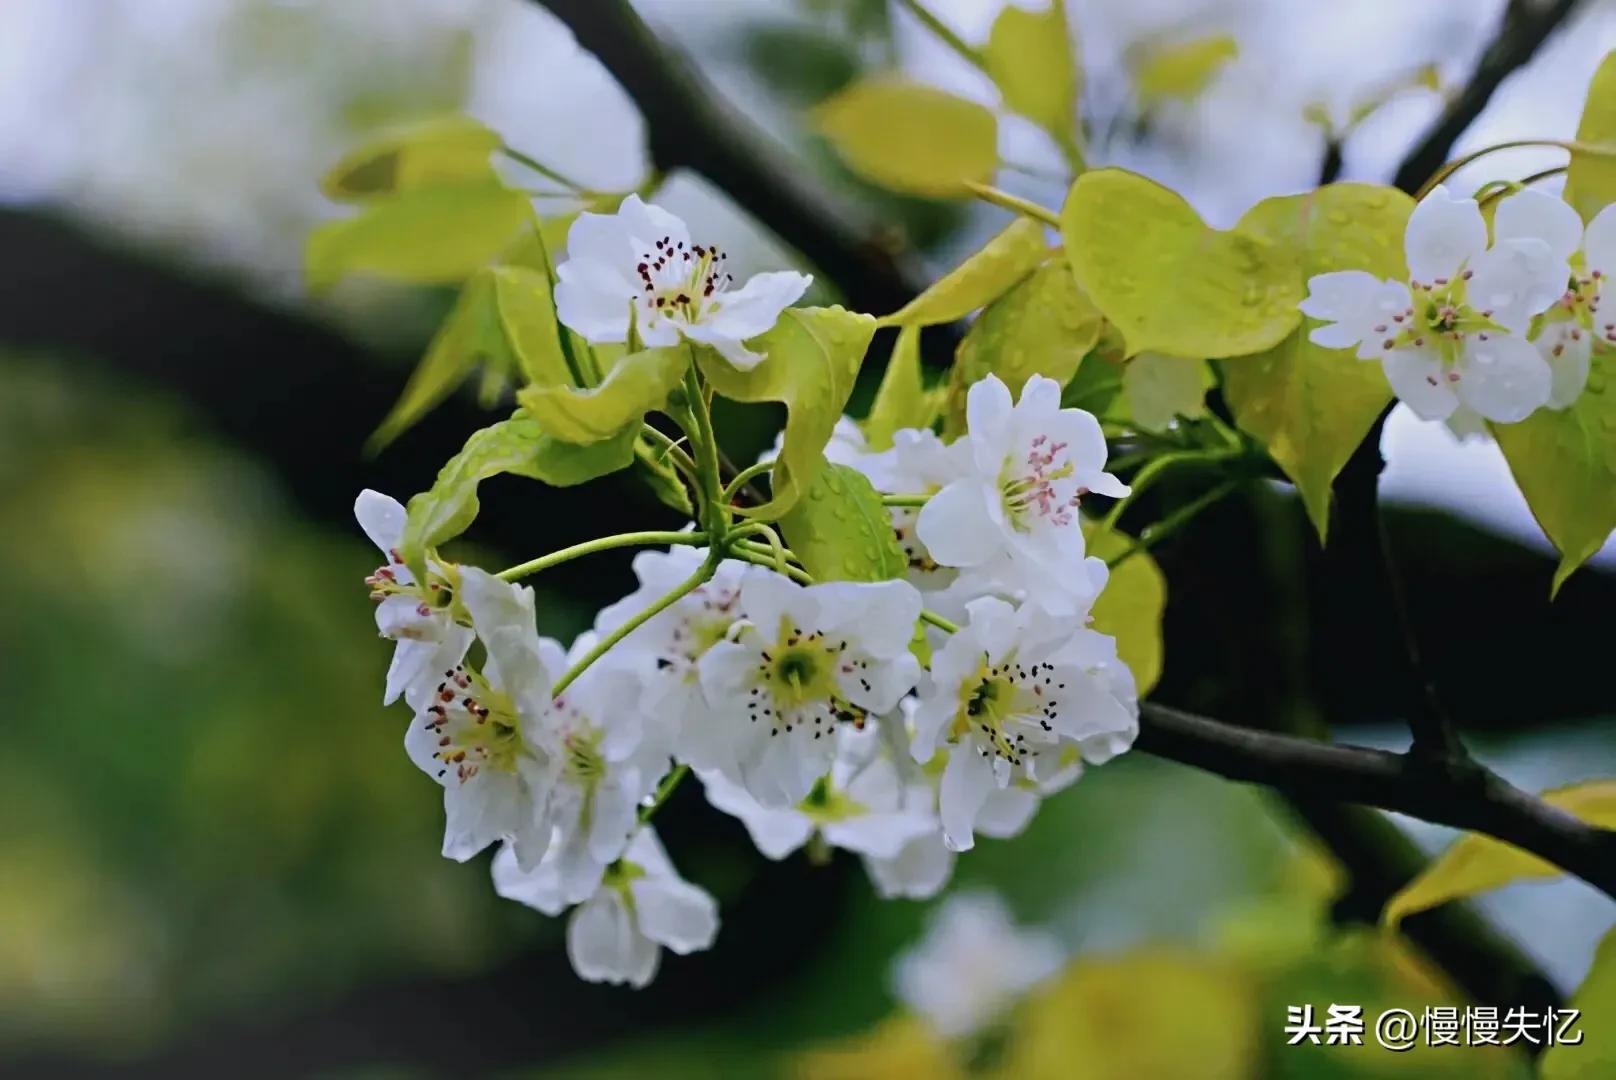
[1301,185,1615,425]
[355,369,1139,989]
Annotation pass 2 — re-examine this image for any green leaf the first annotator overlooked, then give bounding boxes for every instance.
[946,258,1102,435]
[1123,353,1211,433]
[813,76,998,197]
[1491,353,1616,594]
[1382,779,1616,927]
[1566,49,1616,222]
[779,461,906,582]
[1061,168,1301,359]
[398,411,636,573]
[1133,35,1238,109]
[305,179,531,292]
[633,435,694,516]
[697,306,877,520]
[863,324,940,450]
[517,346,689,444]
[368,265,571,451]
[1220,183,1411,539]
[880,217,1048,326]
[1060,349,1126,423]
[320,116,501,201]
[984,3,1078,151]
[1541,926,1616,1079]
[1085,526,1167,696]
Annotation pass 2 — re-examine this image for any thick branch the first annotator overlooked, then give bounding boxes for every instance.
[536,0,942,327]
[1138,701,1616,900]
[1391,0,1582,194]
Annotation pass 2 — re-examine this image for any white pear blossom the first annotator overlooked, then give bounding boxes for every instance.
[914,590,1138,851]
[696,574,923,807]
[355,489,472,705]
[533,634,668,904]
[916,374,1127,616]
[699,722,937,867]
[554,194,812,371]
[493,825,719,989]
[1523,200,1616,408]
[759,415,869,468]
[1299,185,1573,423]
[403,566,559,870]
[593,547,753,761]
[892,891,1062,1039]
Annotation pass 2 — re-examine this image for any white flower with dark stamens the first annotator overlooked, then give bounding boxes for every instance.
[892,891,1062,1039]
[695,574,923,807]
[916,375,1127,617]
[857,427,963,596]
[698,722,936,864]
[403,567,560,870]
[355,489,473,705]
[594,547,754,760]
[1523,200,1616,408]
[532,635,667,904]
[913,591,1137,852]
[1299,185,1573,423]
[554,195,813,371]
[493,825,718,990]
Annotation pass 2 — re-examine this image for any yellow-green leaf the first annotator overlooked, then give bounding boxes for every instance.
[399,411,637,574]
[1383,779,1616,927]
[1123,353,1211,432]
[518,346,689,444]
[305,179,531,292]
[1221,183,1411,539]
[1133,35,1238,109]
[698,306,876,520]
[1566,49,1616,222]
[780,461,907,582]
[946,258,1101,435]
[1061,168,1301,359]
[320,116,501,201]
[1085,525,1166,696]
[881,217,1048,326]
[984,3,1078,149]
[813,76,998,197]
[368,265,571,451]
[1003,950,1258,1080]
[863,325,940,450]
[1541,926,1616,1079]
[1491,352,1616,595]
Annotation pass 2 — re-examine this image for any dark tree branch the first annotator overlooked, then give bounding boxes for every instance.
[1391,0,1583,194]
[536,0,945,331]
[1139,701,1616,901]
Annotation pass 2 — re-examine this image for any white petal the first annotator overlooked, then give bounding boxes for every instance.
[615,194,690,250]
[700,772,814,858]
[1583,202,1616,276]
[938,748,995,852]
[564,208,635,267]
[1494,189,1584,263]
[975,786,1040,838]
[1543,328,1593,409]
[566,891,645,985]
[1468,238,1566,331]
[385,626,472,706]
[737,570,804,641]
[1015,375,1064,417]
[1457,334,1552,423]
[1382,348,1459,421]
[705,271,813,340]
[681,321,765,370]
[587,783,642,867]
[916,481,1000,568]
[964,374,1015,473]
[354,489,406,553]
[863,833,955,900]
[632,875,720,955]
[554,278,631,343]
[814,579,923,657]
[1405,185,1487,282]
[824,810,936,858]
[491,840,568,915]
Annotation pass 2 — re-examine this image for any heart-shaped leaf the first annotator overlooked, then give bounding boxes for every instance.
[780,461,906,582]
[881,217,1049,327]
[519,346,690,444]
[320,116,501,201]
[1566,49,1616,222]
[814,76,998,197]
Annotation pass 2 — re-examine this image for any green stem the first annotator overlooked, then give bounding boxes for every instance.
[721,459,775,504]
[733,544,813,584]
[639,424,699,482]
[552,552,719,697]
[497,530,706,582]
[961,180,1061,227]
[894,0,983,69]
[1098,449,1234,534]
[638,764,689,823]
[683,362,727,534]
[880,493,932,508]
[1414,138,1616,200]
[1477,165,1568,207]
[500,145,594,195]
[1107,480,1240,569]
[920,609,960,634]
[730,522,790,573]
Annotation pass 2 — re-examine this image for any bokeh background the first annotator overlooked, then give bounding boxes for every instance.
[4,0,1616,1075]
